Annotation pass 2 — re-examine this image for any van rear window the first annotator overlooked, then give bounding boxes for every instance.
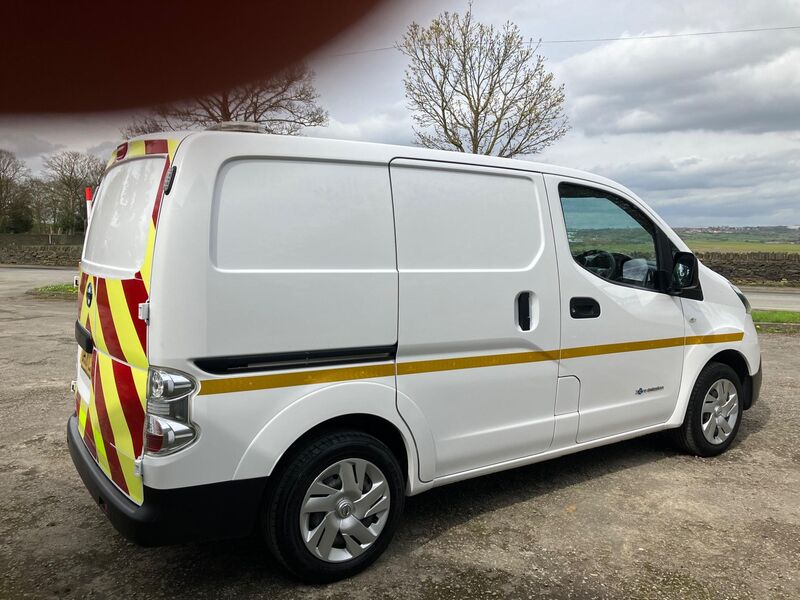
[82,157,166,275]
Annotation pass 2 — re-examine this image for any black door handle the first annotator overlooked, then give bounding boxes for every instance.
[517,291,532,331]
[570,297,601,319]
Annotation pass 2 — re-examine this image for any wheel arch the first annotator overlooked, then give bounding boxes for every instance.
[708,349,754,410]
[669,345,755,427]
[268,413,409,484]
[232,381,420,489]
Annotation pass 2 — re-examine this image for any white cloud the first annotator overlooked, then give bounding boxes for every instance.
[2,0,799,225]
[306,102,413,145]
[558,27,800,134]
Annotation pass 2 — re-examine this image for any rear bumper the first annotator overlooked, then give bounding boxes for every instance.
[67,415,267,546]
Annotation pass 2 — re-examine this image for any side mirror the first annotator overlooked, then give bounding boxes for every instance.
[671,251,699,292]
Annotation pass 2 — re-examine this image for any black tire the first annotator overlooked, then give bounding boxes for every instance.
[671,362,743,457]
[263,430,405,583]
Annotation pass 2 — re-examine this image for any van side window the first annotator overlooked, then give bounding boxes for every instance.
[558,183,659,290]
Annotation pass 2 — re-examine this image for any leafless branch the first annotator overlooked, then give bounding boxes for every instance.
[122,62,328,138]
[396,4,569,158]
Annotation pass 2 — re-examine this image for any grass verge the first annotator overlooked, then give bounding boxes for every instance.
[751,310,800,323]
[28,283,78,300]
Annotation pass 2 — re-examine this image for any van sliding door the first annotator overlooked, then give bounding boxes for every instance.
[390,160,560,479]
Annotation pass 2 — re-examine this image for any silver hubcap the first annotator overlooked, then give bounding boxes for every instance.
[300,458,391,563]
[701,378,739,444]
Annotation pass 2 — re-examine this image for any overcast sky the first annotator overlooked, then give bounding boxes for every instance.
[1,0,799,226]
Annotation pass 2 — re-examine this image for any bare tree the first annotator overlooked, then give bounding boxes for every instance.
[122,63,328,137]
[43,151,105,234]
[0,149,30,232]
[24,177,60,233]
[397,5,569,158]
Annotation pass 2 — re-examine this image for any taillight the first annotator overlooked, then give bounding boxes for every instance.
[144,367,198,456]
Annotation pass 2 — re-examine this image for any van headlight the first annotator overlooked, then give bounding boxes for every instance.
[730,284,751,314]
[144,367,198,455]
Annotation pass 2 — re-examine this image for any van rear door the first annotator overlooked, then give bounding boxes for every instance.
[74,139,178,505]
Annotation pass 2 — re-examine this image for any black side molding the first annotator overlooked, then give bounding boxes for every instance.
[194,344,398,375]
[75,320,93,354]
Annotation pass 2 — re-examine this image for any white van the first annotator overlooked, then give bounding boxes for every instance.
[68,128,762,582]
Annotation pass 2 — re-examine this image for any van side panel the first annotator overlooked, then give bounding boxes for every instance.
[146,139,401,488]
[154,157,397,361]
[390,161,560,479]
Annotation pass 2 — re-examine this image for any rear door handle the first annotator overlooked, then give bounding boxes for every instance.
[570,297,601,319]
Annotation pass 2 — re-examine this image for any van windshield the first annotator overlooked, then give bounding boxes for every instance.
[82,157,166,276]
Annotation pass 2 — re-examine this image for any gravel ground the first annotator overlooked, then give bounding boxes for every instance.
[0,267,798,600]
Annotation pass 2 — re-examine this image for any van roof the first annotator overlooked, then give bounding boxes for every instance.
[127,129,628,196]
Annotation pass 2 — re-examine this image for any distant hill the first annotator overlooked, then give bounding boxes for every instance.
[673,226,800,253]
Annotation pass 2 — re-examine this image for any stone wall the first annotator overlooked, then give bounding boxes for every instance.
[1,242,798,285]
[0,233,84,246]
[697,252,800,286]
[0,245,82,267]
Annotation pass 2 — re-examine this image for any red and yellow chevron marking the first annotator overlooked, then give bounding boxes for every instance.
[78,329,149,503]
[93,276,149,369]
[76,271,92,333]
[106,137,180,169]
[76,138,178,505]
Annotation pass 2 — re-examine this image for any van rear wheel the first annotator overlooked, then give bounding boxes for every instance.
[263,431,405,583]
[672,362,743,457]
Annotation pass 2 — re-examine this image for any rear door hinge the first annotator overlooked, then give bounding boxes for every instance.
[138,301,150,324]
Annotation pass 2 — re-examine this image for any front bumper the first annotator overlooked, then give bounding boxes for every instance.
[67,415,267,546]
[747,360,762,409]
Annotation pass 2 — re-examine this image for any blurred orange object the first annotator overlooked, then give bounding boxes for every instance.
[0,0,381,113]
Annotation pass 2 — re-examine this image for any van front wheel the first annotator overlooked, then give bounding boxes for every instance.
[263,431,405,583]
[672,362,743,457]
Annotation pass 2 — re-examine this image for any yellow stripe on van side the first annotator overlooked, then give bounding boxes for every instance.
[199,363,396,395]
[196,332,745,396]
[560,336,686,360]
[686,332,744,345]
[396,349,560,376]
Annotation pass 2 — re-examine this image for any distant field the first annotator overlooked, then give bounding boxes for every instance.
[684,240,800,253]
[676,227,800,253]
